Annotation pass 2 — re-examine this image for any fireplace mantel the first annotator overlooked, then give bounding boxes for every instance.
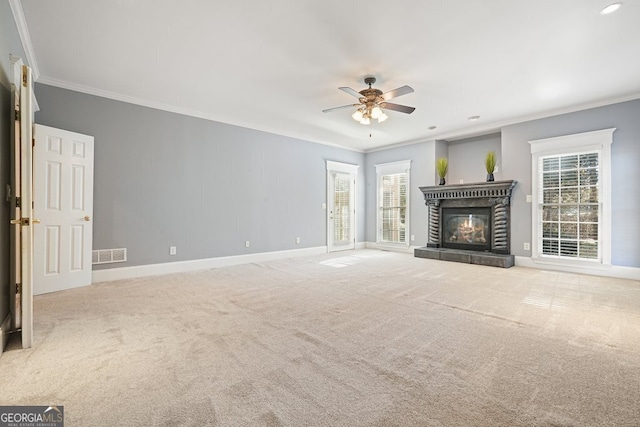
[416,180,517,268]
[420,180,517,203]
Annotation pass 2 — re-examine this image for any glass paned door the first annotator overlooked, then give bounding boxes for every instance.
[327,169,356,252]
[333,172,352,246]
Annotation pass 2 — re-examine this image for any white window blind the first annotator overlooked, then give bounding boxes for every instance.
[376,160,411,246]
[538,152,600,259]
[333,173,352,243]
[380,173,407,243]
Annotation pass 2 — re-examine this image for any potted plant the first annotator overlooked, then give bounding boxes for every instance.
[485,151,496,182]
[436,157,448,185]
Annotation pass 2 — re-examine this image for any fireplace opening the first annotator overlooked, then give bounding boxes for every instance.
[442,207,491,251]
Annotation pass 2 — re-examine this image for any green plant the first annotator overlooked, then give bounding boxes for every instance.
[485,151,496,174]
[436,157,448,178]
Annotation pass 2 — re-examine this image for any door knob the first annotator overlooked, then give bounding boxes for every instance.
[84,215,91,221]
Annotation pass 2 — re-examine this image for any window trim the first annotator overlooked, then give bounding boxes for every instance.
[375,160,411,248]
[529,128,615,267]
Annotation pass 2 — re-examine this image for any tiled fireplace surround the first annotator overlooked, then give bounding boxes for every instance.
[414,180,517,268]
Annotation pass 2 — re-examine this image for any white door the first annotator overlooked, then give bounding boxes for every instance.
[9,85,22,335]
[9,64,35,348]
[326,161,359,252]
[33,125,94,295]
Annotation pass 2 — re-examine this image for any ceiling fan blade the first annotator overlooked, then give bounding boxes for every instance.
[382,102,416,114]
[381,85,414,101]
[339,87,364,99]
[322,104,358,113]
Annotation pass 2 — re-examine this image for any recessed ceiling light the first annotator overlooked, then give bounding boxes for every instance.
[468,116,480,121]
[601,2,622,14]
[428,126,437,131]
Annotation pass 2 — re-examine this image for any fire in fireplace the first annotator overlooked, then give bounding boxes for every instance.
[442,208,491,251]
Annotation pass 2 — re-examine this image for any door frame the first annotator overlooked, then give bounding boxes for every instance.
[326,161,359,252]
[9,62,35,349]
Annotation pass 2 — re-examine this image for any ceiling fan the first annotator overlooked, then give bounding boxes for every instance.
[322,76,415,125]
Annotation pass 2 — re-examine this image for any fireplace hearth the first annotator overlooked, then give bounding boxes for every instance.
[415,180,517,268]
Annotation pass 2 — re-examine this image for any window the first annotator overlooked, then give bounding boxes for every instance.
[530,129,614,265]
[376,160,411,246]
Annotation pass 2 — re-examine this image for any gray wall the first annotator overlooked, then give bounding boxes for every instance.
[502,98,640,267]
[447,133,501,184]
[1,1,29,328]
[34,84,365,269]
[365,141,435,246]
[434,140,448,184]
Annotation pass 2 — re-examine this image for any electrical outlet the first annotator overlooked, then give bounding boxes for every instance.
[526,195,532,203]
[322,202,327,210]
[296,237,301,244]
[410,235,415,242]
[245,241,250,248]
[169,246,176,255]
[524,242,530,251]
[460,179,464,184]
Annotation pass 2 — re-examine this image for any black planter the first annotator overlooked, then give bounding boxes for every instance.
[486,173,495,182]
[439,177,446,185]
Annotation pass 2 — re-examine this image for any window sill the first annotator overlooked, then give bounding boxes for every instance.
[531,256,611,271]
[376,242,411,252]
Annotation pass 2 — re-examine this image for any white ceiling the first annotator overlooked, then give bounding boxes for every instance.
[19,0,640,152]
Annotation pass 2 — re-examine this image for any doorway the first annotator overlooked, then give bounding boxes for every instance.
[326,161,359,252]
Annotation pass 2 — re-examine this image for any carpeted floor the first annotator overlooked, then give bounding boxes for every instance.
[2,250,640,426]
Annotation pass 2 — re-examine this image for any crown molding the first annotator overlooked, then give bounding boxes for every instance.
[36,76,365,153]
[432,92,640,143]
[8,0,40,81]
[364,91,640,152]
[36,77,640,156]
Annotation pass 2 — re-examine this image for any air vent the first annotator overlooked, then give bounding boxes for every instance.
[92,248,127,265]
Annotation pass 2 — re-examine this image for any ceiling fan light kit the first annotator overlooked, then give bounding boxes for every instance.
[323,76,415,126]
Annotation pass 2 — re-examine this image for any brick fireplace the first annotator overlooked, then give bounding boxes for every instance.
[415,180,517,268]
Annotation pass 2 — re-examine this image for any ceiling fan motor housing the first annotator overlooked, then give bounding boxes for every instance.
[359,76,384,105]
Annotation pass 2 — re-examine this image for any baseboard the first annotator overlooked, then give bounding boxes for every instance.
[1,313,11,355]
[92,246,328,283]
[356,242,367,250]
[515,256,640,280]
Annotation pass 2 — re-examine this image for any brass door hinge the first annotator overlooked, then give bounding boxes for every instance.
[22,65,28,87]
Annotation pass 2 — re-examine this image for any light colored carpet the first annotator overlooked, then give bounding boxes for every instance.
[2,250,640,426]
